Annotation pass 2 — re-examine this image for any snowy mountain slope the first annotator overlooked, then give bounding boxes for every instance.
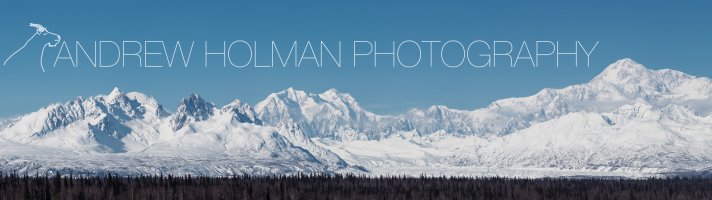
[0,141,329,177]
[310,59,712,176]
[222,99,262,125]
[274,122,348,170]
[255,88,410,140]
[169,94,216,131]
[448,58,712,136]
[253,59,712,141]
[403,106,475,136]
[448,99,712,171]
[0,119,11,133]
[0,87,167,152]
[312,130,479,169]
[148,96,320,162]
[0,91,344,175]
[2,58,712,177]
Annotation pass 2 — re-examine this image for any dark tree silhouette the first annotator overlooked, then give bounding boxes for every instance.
[0,172,710,199]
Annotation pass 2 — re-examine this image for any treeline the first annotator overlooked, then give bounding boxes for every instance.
[0,172,711,200]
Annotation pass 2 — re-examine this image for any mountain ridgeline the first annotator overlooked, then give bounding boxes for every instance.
[2,58,712,177]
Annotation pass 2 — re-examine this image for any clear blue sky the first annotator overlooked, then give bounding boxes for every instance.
[1,0,710,117]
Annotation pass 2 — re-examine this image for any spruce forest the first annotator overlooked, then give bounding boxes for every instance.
[1,173,711,200]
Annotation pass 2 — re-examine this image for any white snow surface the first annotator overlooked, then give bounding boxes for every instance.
[2,58,712,178]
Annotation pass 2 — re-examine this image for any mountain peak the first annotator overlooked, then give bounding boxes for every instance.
[274,87,309,101]
[428,105,450,111]
[611,58,639,67]
[317,89,361,112]
[106,87,125,102]
[110,87,122,94]
[601,58,646,74]
[226,98,244,106]
[592,58,652,84]
[319,88,348,100]
[170,94,216,130]
[188,93,200,99]
[176,94,215,119]
[222,99,261,125]
[323,88,339,95]
[284,87,299,95]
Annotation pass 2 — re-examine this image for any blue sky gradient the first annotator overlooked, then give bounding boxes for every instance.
[0,0,711,117]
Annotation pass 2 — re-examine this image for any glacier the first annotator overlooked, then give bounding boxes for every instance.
[2,58,712,178]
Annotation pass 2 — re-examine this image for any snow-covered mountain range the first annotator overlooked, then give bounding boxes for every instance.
[2,58,712,178]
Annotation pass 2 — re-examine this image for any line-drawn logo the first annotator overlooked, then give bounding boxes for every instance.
[3,23,61,72]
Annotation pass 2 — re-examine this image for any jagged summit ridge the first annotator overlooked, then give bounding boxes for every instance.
[222,99,262,125]
[2,58,705,141]
[169,94,216,131]
[2,58,712,177]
